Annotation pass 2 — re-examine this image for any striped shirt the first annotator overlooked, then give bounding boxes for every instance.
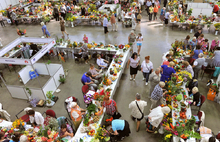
[151,84,163,100]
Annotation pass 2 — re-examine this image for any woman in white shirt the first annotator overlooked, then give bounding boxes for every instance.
[141,56,153,85]
[136,33,143,56]
[27,110,44,127]
[96,54,109,69]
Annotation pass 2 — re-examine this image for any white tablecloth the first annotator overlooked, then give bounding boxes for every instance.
[0,119,12,129]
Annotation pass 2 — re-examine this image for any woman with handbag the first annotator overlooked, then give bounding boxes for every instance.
[127,52,140,81]
[141,56,153,85]
[102,96,120,119]
[129,93,147,132]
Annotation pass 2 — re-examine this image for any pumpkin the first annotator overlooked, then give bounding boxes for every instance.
[95,108,103,116]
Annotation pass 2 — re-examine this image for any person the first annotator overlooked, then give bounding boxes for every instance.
[164,10,170,25]
[127,52,140,81]
[160,61,176,82]
[153,5,158,21]
[150,81,167,109]
[0,13,5,27]
[201,136,219,142]
[213,3,219,14]
[73,0,77,5]
[191,87,201,106]
[182,61,194,78]
[189,37,197,50]
[136,33,143,56]
[27,110,44,127]
[129,93,147,132]
[81,5,86,16]
[131,11,136,30]
[152,0,155,7]
[6,9,12,25]
[149,68,161,98]
[79,44,89,64]
[53,5,59,21]
[210,37,219,52]
[191,45,203,62]
[59,123,74,138]
[141,56,153,85]
[0,132,9,142]
[178,7,182,18]
[211,47,220,67]
[83,34,88,43]
[9,132,20,142]
[162,53,171,63]
[160,7,166,22]
[81,71,99,90]
[19,135,28,142]
[215,14,220,22]
[102,96,119,118]
[162,58,172,66]
[22,43,30,59]
[186,79,198,95]
[136,11,142,24]
[192,53,205,79]
[163,0,167,7]
[60,17,69,37]
[194,29,202,39]
[41,22,51,38]
[149,5,154,21]
[66,3,71,13]
[11,10,18,26]
[201,39,209,51]
[60,4,66,20]
[70,102,86,130]
[110,13,117,31]
[146,106,170,132]
[109,119,131,141]
[197,34,205,45]
[103,15,108,34]
[89,64,103,79]
[183,35,190,50]
[96,54,108,69]
[145,0,152,15]
[121,9,125,23]
[30,43,39,57]
[128,30,136,53]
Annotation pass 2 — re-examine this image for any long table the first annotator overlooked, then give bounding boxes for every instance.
[172,82,196,142]
[69,48,131,142]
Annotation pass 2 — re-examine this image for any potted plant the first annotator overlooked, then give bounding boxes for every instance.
[58,74,66,84]
[46,91,55,107]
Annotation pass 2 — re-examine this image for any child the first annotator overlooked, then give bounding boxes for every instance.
[83,34,88,43]
[153,5,158,21]
[149,5,154,21]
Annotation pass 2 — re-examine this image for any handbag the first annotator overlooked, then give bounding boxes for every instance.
[112,112,121,119]
[137,65,141,71]
[145,62,152,74]
[136,101,144,120]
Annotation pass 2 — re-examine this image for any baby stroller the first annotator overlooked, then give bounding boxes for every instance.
[64,96,80,120]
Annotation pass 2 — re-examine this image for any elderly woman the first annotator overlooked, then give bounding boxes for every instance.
[211,47,220,67]
[41,22,51,38]
[160,61,176,82]
[96,54,108,69]
[146,106,170,132]
[210,37,219,52]
[182,61,194,78]
[149,68,161,98]
[102,96,118,119]
[128,30,136,53]
[79,43,89,64]
[60,4,66,20]
[193,53,205,79]
[189,37,197,50]
[191,87,201,106]
[27,110,44,127]
[197,34,205,45]
[89,63,102,79]
[70,102,86,130]
[19,135,28,142]
[110,13,117,31]
[183,35,190,50]
[191,45,203,64]
[160,7,166,22]
[109,119,131,141]
[127,52,140,81]
[141,56,153,85]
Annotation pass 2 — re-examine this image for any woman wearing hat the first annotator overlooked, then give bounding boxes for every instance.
[141,56,153,85]
[146,106,171,132]
[70,102,86,130]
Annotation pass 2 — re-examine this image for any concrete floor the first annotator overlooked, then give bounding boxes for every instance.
[0,12,220,141]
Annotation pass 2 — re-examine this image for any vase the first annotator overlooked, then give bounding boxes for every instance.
[158,126,164,134]
[215,30,218,35]
[190,29,193,33]
[71,22,74,27]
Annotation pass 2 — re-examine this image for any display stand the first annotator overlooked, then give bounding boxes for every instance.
[0,37,64,101]
[98,4,121,17]
[187,3,213,17]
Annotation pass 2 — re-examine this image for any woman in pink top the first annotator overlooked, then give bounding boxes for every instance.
[197,34,205,45]
[211,37,219,52]
[83,34,88,43]
[110,13,117,31]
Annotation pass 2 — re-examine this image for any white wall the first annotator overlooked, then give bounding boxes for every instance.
[0,0,20,10]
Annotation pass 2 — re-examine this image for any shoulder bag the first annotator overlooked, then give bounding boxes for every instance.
[136,101,144,120]
[145,62,152,74]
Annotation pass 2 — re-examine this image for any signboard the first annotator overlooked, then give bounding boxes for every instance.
[0,58,31,65]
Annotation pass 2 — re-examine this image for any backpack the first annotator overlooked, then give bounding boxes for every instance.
[137,14,142,20]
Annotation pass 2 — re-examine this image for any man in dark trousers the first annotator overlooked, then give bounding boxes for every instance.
[53,5,59,21]
[6,9,12,25]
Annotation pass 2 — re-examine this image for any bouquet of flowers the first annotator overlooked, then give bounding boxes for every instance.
[12,119,25,130]
[94,126,110,142]
[214,23,220,30]
[118,44,124,49]
[177,71,192,83]
[84,93,94,104]
[17,29,26,36]
[73,41,77,48]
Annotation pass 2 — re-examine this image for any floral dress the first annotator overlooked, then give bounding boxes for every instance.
[103,99,116,116]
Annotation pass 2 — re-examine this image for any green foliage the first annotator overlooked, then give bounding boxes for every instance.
[187,8,193,16]
[46,91,53,100]
[58,74,66,83]
[25,87,32,96]
[87,103,97,115]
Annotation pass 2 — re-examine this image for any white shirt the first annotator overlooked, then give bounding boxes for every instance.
[193,57,205,66]
[131,13,135,21]
[161,51,169,64]
[136,36,143,43]
[148,106,164,127]
[141,61,153,73]
[29,111,44,126]
[97,58,108,68]
[185,65,194,77]
[165,12,170,19]
[129,100,147,119]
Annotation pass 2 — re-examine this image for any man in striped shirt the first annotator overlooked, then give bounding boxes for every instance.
[150,81,167,109]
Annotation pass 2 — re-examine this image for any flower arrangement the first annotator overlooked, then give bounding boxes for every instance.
[177,71,192,83]
[214,23,220,30]
[118,44,124,49]
[12,119,25,130]
[73,41,77,47]
[84,93,94,104]
[17,29,26,36]
[94,126,110,142]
